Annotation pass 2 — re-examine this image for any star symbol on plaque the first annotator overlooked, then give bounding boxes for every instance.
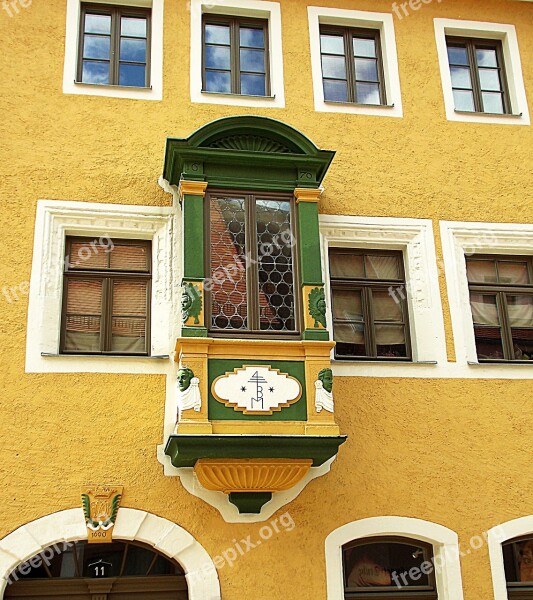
[269,387,275,393]
[240,386,247,392]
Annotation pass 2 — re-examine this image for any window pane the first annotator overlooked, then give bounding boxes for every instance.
[112,281,147,317]
[205,46,231,70]
[241,74,266,96]
[240,27,264,48]
[323,79,348,102]
[329,254,364,279]
[110,244,150,271]
[365,255,401,280]
[466,260,497,283]
[85,13,111,34]
[210,197,247,330]
[450,66,472,89]
[506,295,533,327]
[376,324,407,357]
[478,68,501,91]
[64,316,101,352]
[474,326,504,359]
[321,55,346,79]
[355,83,381,105]
[334,323,365,356]
[82,60,109,84]
[482,92,504,114]
[83,35,111,60]
[240,49,265,73]
[372,290,404,321]
[122,544,155,576]
[204,23,230,45]
[447,45,468,65]
[66,279,102,314]
[453,89,475,111]
[111,317,146,353]
[343,541,431,589]
[120,38,146,63]
[256,199,295,331]
[119,63,146,87]
[121,16,147,38]
[320,34,345,55]
[511,329,533,360]
[205,70,231,93]
[332,289,363,321]
[354,58,378,82]
[353,37,376,58]
[470,293,499,325]
[504,539,533,583]
[68,241,108,269]
[498,261,530,284]
[476,48,498,67]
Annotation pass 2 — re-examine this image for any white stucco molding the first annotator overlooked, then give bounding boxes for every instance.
[325,516,464,600]
[0,508,221,599]
[320,215,447,375]
[440,220,533,376]
[25,199,177,374]
[488,516,533,600]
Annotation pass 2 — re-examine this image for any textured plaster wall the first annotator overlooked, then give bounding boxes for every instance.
[0,1,532,599]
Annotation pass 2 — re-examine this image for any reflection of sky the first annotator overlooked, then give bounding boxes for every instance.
[206,71,231,93]
[240,49,264,73]
[205,46,230,69]
[240,28,264,48]
[120,38,146,63]
[82,61,109,84]
[119,64,146,87]
[241,74,265,96]
[83,35,110,60]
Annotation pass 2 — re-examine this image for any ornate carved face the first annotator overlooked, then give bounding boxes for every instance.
[181,289,193,314]
[317,298,326,313]
[177,368,194,392]
[318,368,333,393]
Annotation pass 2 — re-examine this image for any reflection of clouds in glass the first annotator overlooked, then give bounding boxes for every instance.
[82,61,109,84]
[121,17,146,38]
[120,38,146,63]
[83,35,110,60]
[119,64,146,87]
[241,74,265,96]
[205,71,231,93]
[205,46,231,70]
[240,28,264,48]
[356,83,380,105]
[240,49,265,73]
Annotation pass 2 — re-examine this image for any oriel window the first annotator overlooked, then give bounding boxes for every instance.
[61,237,151,355]
[202,15,269,96]
[78,4,151,87]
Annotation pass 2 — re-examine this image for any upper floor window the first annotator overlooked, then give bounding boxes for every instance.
[320,26,385,105]
[78,3,151,87]
[207,191,297,335]
[503,536,533,598]
[61,237,151,355]
[446,37,509,114]
[342,537,437,598]
[202,15,269,96]
[329,249,410,360]
[467,255,533,362]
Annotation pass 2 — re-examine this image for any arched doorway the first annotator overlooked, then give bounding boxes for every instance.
[4,539,188,599]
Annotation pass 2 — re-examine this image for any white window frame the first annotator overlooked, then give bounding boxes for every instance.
[440,220,533,377]
[488,516,533,600]
[325,516,464,600]
[320,215,446,377]
[434,18,530,125]
[308,7,403,118]
[25,199,176,374]
[63,0,164,100]
[190,0,285,108]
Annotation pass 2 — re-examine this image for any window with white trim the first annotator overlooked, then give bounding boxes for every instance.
[503,536,533,598]
[308,7,403,117]
[190,0,285,108]
[63,0,163,100]
[434,19,530,125]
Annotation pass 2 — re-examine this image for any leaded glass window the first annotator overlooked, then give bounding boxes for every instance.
[208,191,297,334]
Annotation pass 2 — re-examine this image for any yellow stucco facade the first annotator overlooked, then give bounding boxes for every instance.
[0,0,532,599]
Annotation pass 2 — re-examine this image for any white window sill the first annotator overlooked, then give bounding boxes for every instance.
[74,81,152,91]
[41,353,169,359]
[201,90,275,100]
[324,101,395,109]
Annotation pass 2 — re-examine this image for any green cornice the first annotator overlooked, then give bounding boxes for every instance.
[164,434,347,468]
[162,116,335,191]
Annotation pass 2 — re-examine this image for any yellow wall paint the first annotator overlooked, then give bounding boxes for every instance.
[1,1,532,599]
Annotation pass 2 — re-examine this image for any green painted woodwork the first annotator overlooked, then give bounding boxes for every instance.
[181,327,208,338]
[228,492,272,514]
[164,434,348,468]
[208,359,307,421]
[162,116,335,191]
[303,329,330,341]
[182,194,205,279]
[297,201,323,286]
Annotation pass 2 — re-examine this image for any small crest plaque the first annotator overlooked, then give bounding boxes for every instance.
[81,485,123,544]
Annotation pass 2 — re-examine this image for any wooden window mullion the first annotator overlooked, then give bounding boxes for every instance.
[245,195,259,331]
[363,287,375,357]
[468,41,483,112]
[345,30,357,104]
[499,292,514,360]
[102,277,112,352]
[232,19,240,94]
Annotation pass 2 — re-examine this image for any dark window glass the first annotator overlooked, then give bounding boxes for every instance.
[329,249,410,360]
[203,16,269,96]
[446,37,510,114]
[320,26,385,105]
[466,255,533,362]
[342,537,437,598]
[61,237,151,355]
[78,4,150,87]
[208,191,297,335]
[504,537,533,589]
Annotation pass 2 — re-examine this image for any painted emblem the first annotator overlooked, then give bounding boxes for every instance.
[308,287,327,328]
[182,282,203,326]
[212,365,302,415]
[81,485,123,543]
